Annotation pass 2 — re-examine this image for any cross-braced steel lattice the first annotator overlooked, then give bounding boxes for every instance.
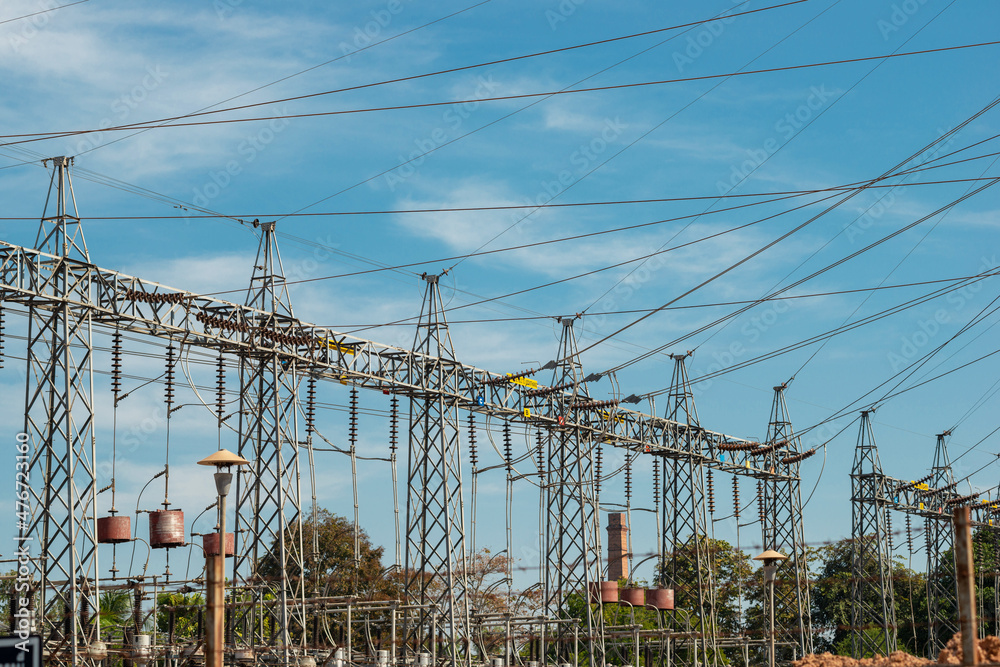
[21,157,101,666]
[850,410,898,658]
[542,317,603,665]
[232,221,307,662]
[658,352,715,667]
[926,431,958,656]
[403,273,470,665]
[760,383,813,659]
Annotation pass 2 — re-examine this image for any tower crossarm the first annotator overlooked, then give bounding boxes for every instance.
[865,472,975,518]
[0,241,794,483]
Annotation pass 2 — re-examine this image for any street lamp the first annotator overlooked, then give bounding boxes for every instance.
[198,448,250,667]
[753,549,787,667]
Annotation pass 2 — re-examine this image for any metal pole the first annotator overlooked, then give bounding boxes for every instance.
[954,507,978,667]
[769,577,776,667]
[207,532,224,666]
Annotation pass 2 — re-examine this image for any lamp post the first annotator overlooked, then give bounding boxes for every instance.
[753,549,787,667]
[198,449,250,667]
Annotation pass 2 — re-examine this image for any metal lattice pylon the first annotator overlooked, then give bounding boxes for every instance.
[850,410,897,658]
[403,273,470,665]
[541,317,603,665]
[926,431,958,656]
[658,352,715,667]
[232,221,307,663]
[760,383,813,660]
[22,156,101,666]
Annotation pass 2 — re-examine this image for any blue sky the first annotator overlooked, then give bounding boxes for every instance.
[1,0,999,586]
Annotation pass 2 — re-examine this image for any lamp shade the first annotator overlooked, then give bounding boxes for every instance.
[197,448,250,467]
[753,549,787,562]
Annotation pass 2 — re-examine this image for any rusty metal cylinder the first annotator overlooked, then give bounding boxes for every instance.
[149,509,184,548]
[620,587,645,606]
[97,515,131,543]
[600,580,619,603]
[645,588,674,610]
[202,531,234,557]
[588,580,620,603]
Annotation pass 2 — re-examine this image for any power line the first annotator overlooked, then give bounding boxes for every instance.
[73,0,811,138]
[575,95,1000,374]
[0,0,89,27]
[4,39,999,146]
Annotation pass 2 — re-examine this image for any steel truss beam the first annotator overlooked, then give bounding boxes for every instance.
[850,411,898,658]
[20,157,100,666]
[850,423,995,659]
[542,318,603,665]
[231,222,307,662]
[0,229,806,664]
[658,353,715,667]
[925,432,958,656]
[0,239,796,486]
[760,384,812,660]
[403,273,470,665]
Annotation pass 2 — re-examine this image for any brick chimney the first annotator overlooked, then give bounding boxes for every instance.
[607,512,629,582]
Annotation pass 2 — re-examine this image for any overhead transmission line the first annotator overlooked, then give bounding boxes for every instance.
[79,0,813,135]
[0,0,89,27]
[626,176,1000,397]
[444,0,840,275]
[682,268,1000,389]
[584,0,967,348]
[238,0,813,228]
[0,173,993,223]
[0,0,808,145]
[327,273,1000,328]
[569,94,1000,375]
[77,0,496,157]
[4,39,999,146]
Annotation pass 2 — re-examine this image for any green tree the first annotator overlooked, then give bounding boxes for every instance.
[656,536,754,637]
[808,537,928,657]
[97,590,134,635]
[156,591,205,640]
[258,508,398,600]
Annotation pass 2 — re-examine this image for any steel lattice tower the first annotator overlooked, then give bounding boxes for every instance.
[760,383,813,660]
[926,431,958,656]
[232,221,307,662]
[850,410,897,658]
[658,352,715,667]
[542,318,603,665]
[403,273,470,665]
[21,156,101,666]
